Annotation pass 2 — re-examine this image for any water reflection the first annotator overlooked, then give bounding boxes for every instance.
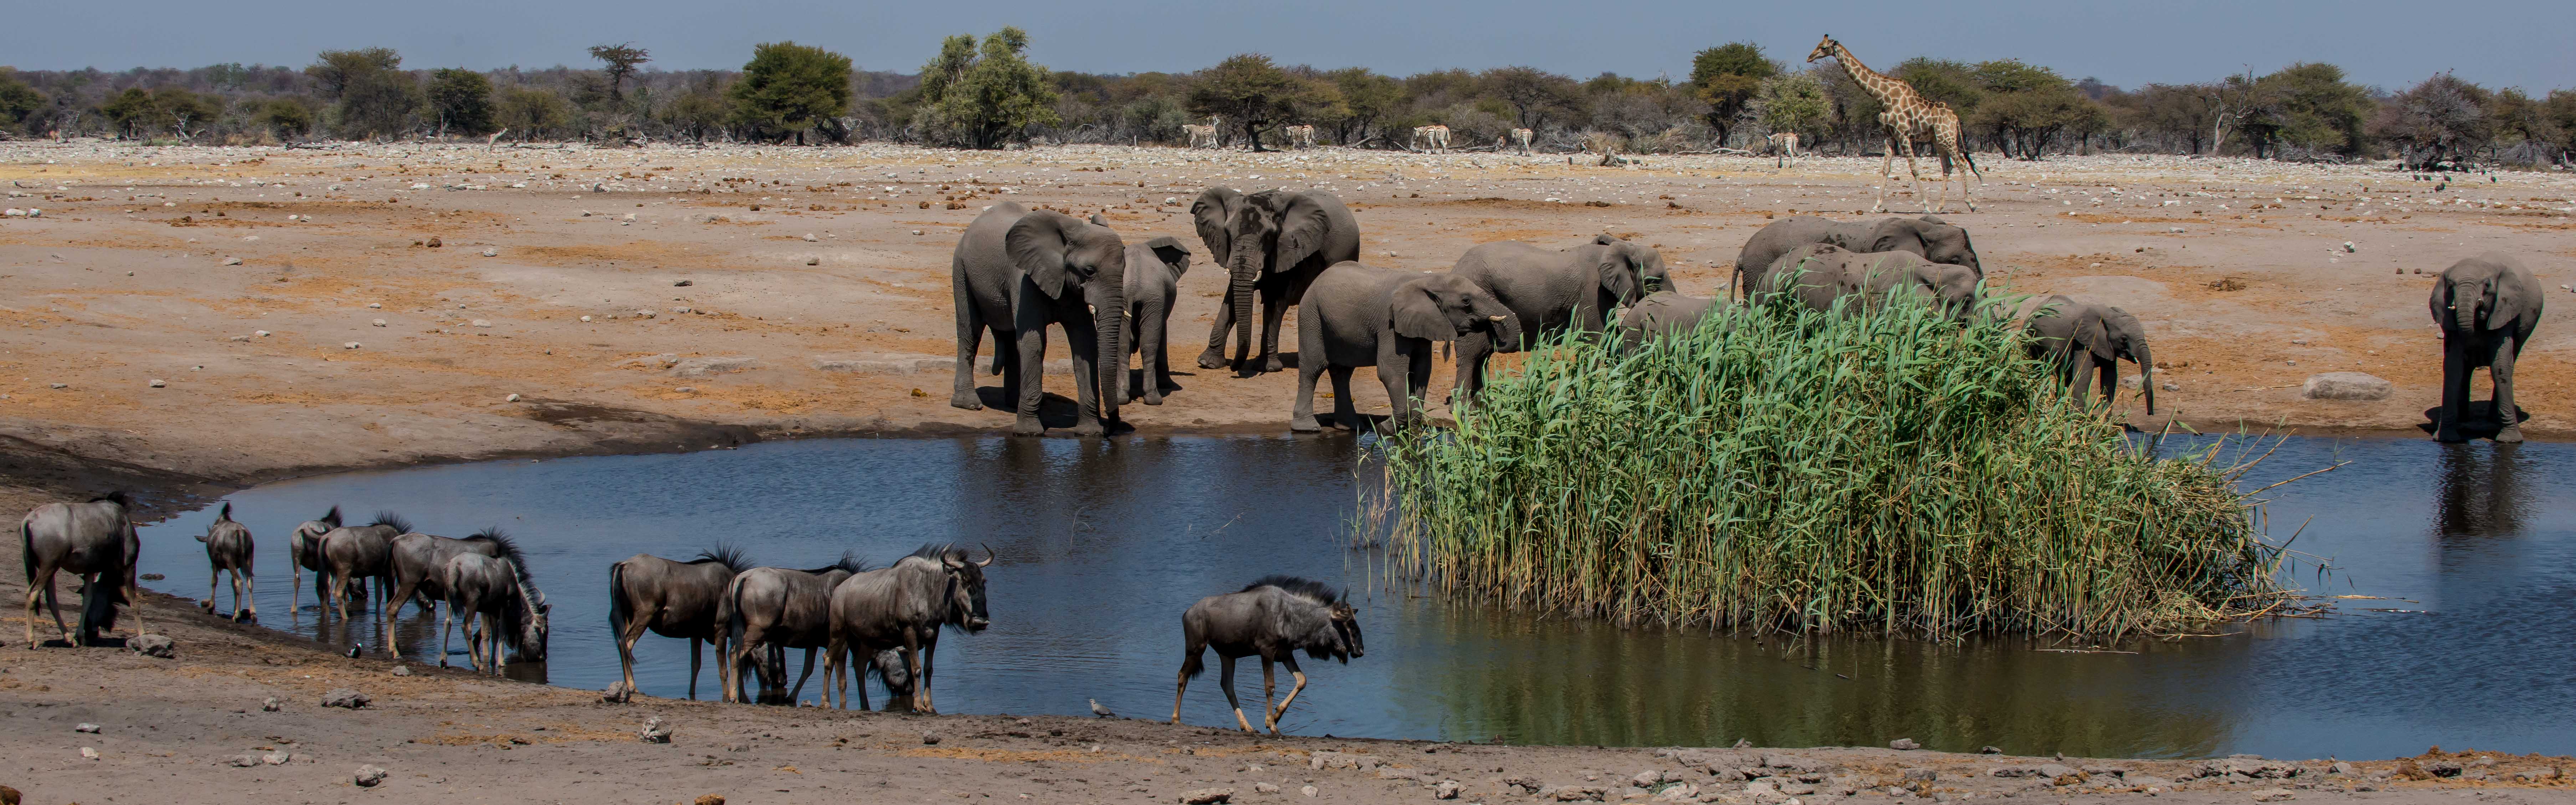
[128,435,2576,758]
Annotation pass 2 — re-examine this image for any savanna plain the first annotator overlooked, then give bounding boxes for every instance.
[2,140,2574,803]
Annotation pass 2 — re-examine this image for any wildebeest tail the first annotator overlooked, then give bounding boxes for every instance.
[320,505,343,528]
[19,519,33,585]
[606,560,631,641]
[219,502,234,522]
[1181,649,1205,678]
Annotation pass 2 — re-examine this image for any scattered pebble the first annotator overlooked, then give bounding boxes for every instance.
[343,342,362,350]
[390,665,410,677]
[262,697,282,712]
[1300,785,1319,797]
[320,688,372,709]
[262,751,291,766]
[80,747,99,760]
[481,248,497,257]
[221,256,242,266]
[354,764,389,787]
[506,393,522,402]
[372,319,387,327]
[147,379,165,388]
[76,723,101,733]
[255,330,271,337]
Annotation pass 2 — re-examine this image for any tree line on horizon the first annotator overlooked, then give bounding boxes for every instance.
[1,31,2569,168]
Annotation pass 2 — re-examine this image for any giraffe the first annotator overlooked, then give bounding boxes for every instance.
[1510,128,1534,155]
[1807,34,1981,213]
[1767,132,1801,168]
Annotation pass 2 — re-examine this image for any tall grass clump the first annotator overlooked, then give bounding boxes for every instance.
[1369,294,2290,641]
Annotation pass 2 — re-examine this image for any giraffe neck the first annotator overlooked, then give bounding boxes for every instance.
[1834,44,1910,108]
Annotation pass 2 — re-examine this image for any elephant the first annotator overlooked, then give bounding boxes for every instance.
[1613,290,1724,350]
[1191,187,1363,376]
[1734,215,1982,298]
[948,202,1126,436]
[2015,294,2156,416]
[1291,262,1519,433]
[1447,234,1670,398]
[1087,215,1195,405]
[1753,243,1980,322]
[2431,252,2543,443]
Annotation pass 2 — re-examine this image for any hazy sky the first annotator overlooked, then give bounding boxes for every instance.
[15,0,2571,92]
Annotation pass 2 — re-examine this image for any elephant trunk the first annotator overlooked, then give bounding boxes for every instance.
[2133,341,2155,416]
[1491,313,1523,352]
[1228,244,1260,366]
[1095,287,1125,424]
[2451,280,2480,333]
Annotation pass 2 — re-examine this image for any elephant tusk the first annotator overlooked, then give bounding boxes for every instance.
[1088,304,1098,314]
[1488,315,1507,322]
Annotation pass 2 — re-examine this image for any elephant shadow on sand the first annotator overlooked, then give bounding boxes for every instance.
[965,388,1132,434]
[2415,402,2529,442]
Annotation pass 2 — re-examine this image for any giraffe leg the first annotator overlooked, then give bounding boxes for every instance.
[1874,134,1897,213]
[1900,135,1931,214]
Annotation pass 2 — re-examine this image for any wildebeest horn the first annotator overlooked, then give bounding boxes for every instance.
[976,543,997,567]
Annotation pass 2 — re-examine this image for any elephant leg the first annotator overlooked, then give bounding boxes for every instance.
[950,278,986,410]
[1143,301,1171,404]
[1012,324,1048,436]
[1257,283,1293,374]
[2437,337,2469,442]
[2067,352,2099,411]
[1451,332,1492,404]
[1063,315,1106,436]
[1290,346,1326,433]
[1407,341,1436,425]
[2099,360,2117,410]
[1218,655,1254,733]
[2492,336,2523,442]
[1327,366,1358,430]
[1199,286,1237,370]
[1378,346,1415,432]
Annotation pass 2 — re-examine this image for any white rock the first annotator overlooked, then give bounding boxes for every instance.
[636,309,655,319]
[343,342,362,349]
[81,747,100,759]
[255,330,271,337]
[579,315,593,322]
[2301,372,2391,401]
[76,723,102,733]
[470,319,491,327]
[506,393,522,402]
[802,233,819,242]
[221,256,243,266]
[148,379,165,388]
[410,183,430,190]
[481,248,497,257]
[367,302,382,308]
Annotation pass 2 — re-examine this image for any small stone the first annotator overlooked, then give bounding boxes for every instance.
[76,723,101,733]
[391,665,410,677]
[2252,788,2294,802]
[675,279,694,287]
[1178,788,1236,804]
[2341,241,2356,253]
[1553,785,1607,801]
[1253,782,1281,794]
[639,716,673,743]
[805,257,820,266]
[2300,372,2391,401]
[130,634,174,658]
[354,764,389,787]
[255,330,270,337]
[78,747,99,760]
[602,681,633,703]
[49,383,67,389]
[481,248,497,257]
[221,257,242,266]
[911,230,924,235]
[675,386,696,393]
[148,379,165,388]
[372,318,387,327]
[1301,785,1319,798]
[1902,768,1937,782]
[262,697,282,712]
[2127,775,2173,788]
[802,233,819,242]
[635,310,655,319]
[1434,780,1464,799]
[228,754,258,767]
[506,393,522,402]
[1890,738,1921,750]
[343,342,362,349]
[695,796,725,805]
[368,302,382,308]
[580,315,593,322]
[921,732,941,745]
[426,237,442,248]
[320,689,371,708]
[2161,381,2180,392]
[263,751,291,765]
[2326,762,2354,776]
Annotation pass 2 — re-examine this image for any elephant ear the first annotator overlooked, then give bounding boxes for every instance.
[1005,210,1080,298]
[1272,193,1336,270]
[2077,306,2118,362]
[1089,213,1108,226]
[1867,218,1923,255]
[1145,236,1191,277]
[1596,250,1642,303]
[1389,279,1450,341]
[2486,261,2535,326]
[1593,234,1619,246]
[1191,187,1239,257]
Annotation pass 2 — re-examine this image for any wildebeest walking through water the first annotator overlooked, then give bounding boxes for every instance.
[21,492,146,647]
[383,527,523,659]
[196,502,255,621]
[824,543,994,713]
[1172,575,1363,734]
[607,545,754,699]
[287,506,343,616]
[438,551,550,672]
[717,554,868,704]
[319,512,411,619]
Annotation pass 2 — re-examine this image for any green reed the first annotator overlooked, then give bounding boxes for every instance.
[1367,294,2290,641]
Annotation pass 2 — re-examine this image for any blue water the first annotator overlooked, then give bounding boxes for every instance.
[128,434,2575,759]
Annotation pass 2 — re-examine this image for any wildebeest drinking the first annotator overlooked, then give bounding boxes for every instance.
[824,543,994,713]
[20,492,145,647]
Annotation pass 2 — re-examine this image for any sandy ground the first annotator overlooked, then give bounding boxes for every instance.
[5,140,2576,801]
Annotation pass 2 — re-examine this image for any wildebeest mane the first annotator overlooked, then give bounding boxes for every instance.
[1243,575,1340,606]
[467,527,532,585]
[372,511,413,534]
[691,543,755,570]
[906,542,965,563]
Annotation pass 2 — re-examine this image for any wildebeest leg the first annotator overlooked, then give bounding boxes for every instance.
[208,569,221,612]
[1271,655,1310,732]
[900,637,927,713]
[328,571,351,621]
[437,605,451,667]
[239,569,256,620]
[1259,658,1279,733]
[490,611,508,673]
[918,638,940,714]
[788,647,817,704]
[1218,655,1255,732]
[26,565,63,647]
[688,638,704,700]
[383,580,422,658]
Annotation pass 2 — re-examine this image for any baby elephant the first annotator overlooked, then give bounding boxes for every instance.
[1614,290,1725,350]
[1093,215,1195,406]
[1757,243,1978,321]
[2432,252,2542,442]
[1293,262,1519,432]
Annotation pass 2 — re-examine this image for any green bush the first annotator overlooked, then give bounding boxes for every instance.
[1369,294,2289,641]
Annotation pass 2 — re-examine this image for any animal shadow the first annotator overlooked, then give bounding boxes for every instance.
[971,387,1136,435]
[2417,401,2530,440]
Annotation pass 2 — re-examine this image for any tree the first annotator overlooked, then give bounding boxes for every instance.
[1688,42,1775,147]
[1325,67,1401,145]
[2486,88,2559,164]
[0,70,47,135]
[915,27,1060,149]
[588,43,650,103]
[2370,73,2490,168]
[2252,62,2372,158]
[1189,53,1308,152]
[727,41,853,145]
[307,48,420,140]
[100,87,220,140]
[2124,84,2213,154]
[1891,58,1984,112]
[659,76,734,143]
[2544,89,2576,164]
[495,85,572,141]
[1751,72,1830,141]
[1482,66,1579,129]
[426,68,496,137]
[253,98,314,139]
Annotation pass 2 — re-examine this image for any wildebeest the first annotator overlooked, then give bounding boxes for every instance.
[1172,576,1362,734]
[717,554,868,704]
[382,528,521,659]
[607,545,754,699]
[20,492,145,647]
[437,552,549,672]
[320,512,411,619]
[196,502,255,621]
[823,543,995,713]
[287,506,342,614]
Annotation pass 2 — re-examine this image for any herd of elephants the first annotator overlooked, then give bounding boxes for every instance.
[12,182,2546,735]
